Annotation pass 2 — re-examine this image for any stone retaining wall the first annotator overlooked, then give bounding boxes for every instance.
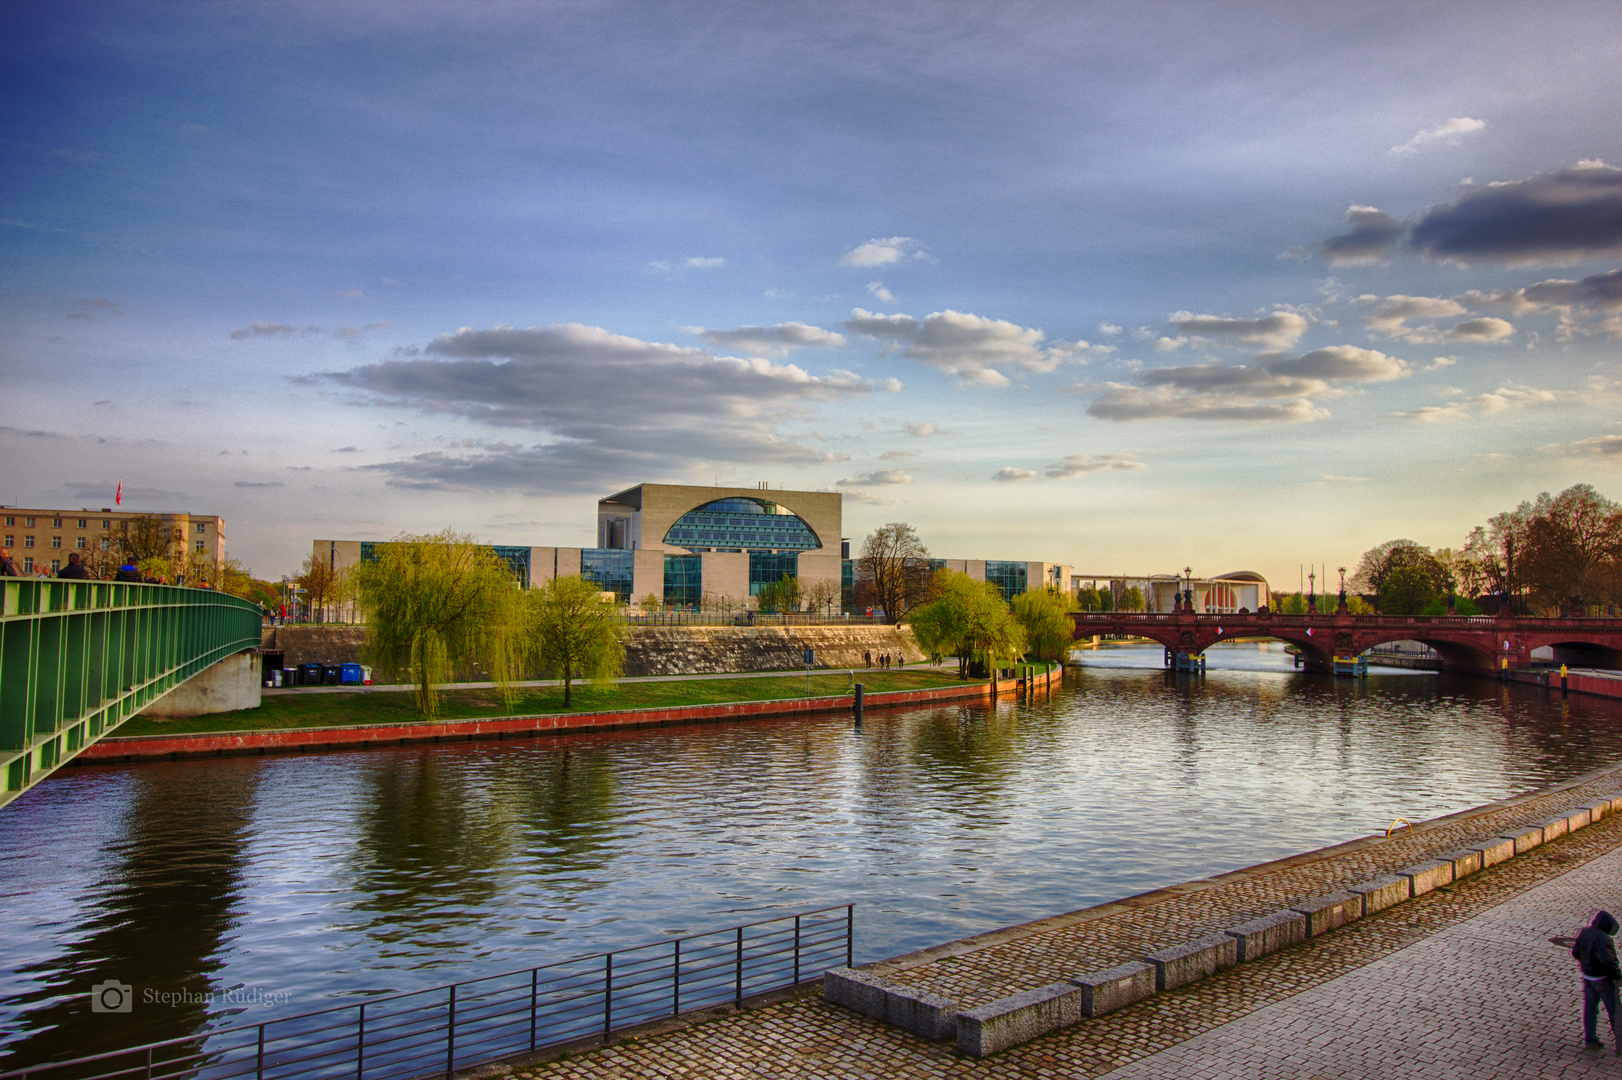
[262,624,924,676]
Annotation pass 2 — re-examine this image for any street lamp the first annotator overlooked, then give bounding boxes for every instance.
[1338,566,1346,605]
[1183,565,1193,612]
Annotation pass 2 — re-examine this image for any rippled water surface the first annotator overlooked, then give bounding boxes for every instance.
[6,642,1622,1065]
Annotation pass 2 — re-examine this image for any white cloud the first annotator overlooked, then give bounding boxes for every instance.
[993,467,1038,482]
[1154,336,1188,352]
[840,237,925,267]
[1402,383,1559,422]
[844,307,1107,386]
[685,256,725,269]
[1099,323,1123,336]
[1443,316,1515,342]
[837,469,913,486]
[1086,346,1405,423]
[1321,205,1404,265]
[1045,454,1147,479]
[1168,311,1309,349]
[835,488,894,506]
[694,322,846,357]
[904,421,955,437]
[1569,434,1622,458]
[866,281,897,304]
[1390,117,1486,157]
[1362,295,1467,340]
[320,323,884,493]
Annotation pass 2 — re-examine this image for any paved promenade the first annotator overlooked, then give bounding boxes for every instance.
[507,776,1622,1079]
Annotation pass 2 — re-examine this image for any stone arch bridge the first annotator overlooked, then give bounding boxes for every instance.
[1071,610,1622,674]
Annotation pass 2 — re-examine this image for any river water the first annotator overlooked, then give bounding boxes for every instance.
[5,641,1622,1067]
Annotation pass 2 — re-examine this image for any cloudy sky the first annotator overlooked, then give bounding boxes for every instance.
[3,1,1620,585]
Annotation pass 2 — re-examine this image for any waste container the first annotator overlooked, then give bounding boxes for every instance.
[298,663,323,686]
[340,663,363,685]
[361,666,373,686]
[323,665,343,685]
[283,668,297,688]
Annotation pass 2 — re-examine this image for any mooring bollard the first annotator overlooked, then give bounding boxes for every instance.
[853,683,863,720]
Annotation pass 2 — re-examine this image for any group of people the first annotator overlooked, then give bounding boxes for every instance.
[862,650,899,669]
[0,546,179,585]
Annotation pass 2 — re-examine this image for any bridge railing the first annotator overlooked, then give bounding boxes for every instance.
[0,579,264,808]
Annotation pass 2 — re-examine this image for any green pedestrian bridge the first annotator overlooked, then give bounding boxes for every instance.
[1,579,263,809]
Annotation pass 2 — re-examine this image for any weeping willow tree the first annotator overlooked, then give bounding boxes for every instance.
[526,574,625,708]
[357,531,526,718]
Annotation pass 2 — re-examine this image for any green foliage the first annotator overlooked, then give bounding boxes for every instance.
[1378,565,1439,615]
[1075,585,1101,611]
[754,573,801,614]
[1119,585,1145,612]
[908,570,1027,676]
[1012,588,1075,661]
[1420,595,1482,617]
[356,530,525,718]
[526,574,625,708]
[114,514,176,567]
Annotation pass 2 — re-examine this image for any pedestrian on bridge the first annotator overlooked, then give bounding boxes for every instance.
[0,546,18,577]
[57,552,90,579]
[1573,909,1620,1053]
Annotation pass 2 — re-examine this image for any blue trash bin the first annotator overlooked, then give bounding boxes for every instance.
[340,663,363,685]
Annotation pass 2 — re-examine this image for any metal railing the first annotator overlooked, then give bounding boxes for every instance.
[1,905,854,1080]
[616,611,885,627]
[1,580,264,808]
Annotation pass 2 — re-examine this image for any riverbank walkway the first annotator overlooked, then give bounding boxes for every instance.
[504,770,1622,1078]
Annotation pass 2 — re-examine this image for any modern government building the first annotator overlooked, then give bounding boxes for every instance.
[313,482,1079,612]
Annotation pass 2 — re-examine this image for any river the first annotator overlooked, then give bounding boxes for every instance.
[4,641,1622,1067]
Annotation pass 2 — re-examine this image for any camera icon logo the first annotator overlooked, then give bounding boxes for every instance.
[91,981,133,1013]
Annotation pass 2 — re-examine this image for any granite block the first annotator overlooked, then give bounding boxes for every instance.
[1069,962,1155,1017]
[1290,891,1362,937]
[1144,933,1238,991]
[1225,910,1307,962]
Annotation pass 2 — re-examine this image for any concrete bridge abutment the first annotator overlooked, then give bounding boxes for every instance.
[141,649,261,718]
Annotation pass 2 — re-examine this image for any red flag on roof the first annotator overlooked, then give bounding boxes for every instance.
[115,479,122,506]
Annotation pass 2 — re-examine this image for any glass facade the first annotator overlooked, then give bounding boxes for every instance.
[841,559,854,612]
[358,541,530,588]
[581,548,634,601]
[663,498,821,553]
[663,554,702,609]
[749,551,798,596]
[984,560,1028,603]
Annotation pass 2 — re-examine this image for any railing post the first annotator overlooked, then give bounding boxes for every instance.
[735,926,744,1007]
[356,1002,365,1080]
[146,1045,153,1080]
[604,952,613,1038]
[529,967,538,1052]
[793,914,801,985]
[257,1022,265,1080]
[445,984,456,1079]
[846,905,854,968]
[672,938,681,1017]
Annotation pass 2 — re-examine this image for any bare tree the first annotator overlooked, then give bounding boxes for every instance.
[857,522,932,623]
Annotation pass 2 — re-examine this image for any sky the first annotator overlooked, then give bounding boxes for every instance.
[3,1,1621,586]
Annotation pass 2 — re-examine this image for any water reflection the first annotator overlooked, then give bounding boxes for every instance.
[0,762,259,1066]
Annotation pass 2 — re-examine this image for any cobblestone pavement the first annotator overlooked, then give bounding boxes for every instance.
[507,783,1622,1079]
[1096,833,1622,1079]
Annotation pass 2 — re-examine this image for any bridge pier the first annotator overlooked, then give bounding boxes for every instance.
[141,650,261,718]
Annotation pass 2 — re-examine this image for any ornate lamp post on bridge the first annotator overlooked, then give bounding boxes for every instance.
[1337,566,1347,612]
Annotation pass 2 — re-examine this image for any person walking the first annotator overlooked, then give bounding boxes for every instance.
[864,650,871,668]
[57,552,91,579]
[1573,910,1621,1052]
[114,562,142,583]
[0,546,19,577]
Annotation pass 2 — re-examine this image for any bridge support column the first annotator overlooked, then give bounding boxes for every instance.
[141,650,261,718]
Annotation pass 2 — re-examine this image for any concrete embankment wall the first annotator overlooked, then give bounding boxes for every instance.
[79,663,1059,763]
[263,624,923,676]
[1503,666,1622,701]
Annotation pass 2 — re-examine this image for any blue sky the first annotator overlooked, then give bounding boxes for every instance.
[3,1,1620,584]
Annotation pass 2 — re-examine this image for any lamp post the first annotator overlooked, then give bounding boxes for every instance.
[1183,566,1193,612]
[1308,569,1316,614]
[1338,566,1347,608]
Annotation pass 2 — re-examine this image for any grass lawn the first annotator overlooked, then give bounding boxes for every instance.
[116,668,970,736]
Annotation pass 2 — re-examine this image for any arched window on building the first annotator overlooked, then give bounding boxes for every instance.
[662,498,822,553]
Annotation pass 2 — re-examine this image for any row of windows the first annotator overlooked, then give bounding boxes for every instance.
[663,498,822,554]
[663,554,702,608]
[0,516,211,532]
[580,549,634,601]
[1,535,203,552]
[10,557,61,574]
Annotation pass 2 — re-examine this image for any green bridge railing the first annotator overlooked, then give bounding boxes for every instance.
[0,579,263,809]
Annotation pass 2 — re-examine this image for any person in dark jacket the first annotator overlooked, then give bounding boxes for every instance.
[57,552,91,579]
[1574,910,1620,1051]
[0,546,19,577]
[113,563,142,583]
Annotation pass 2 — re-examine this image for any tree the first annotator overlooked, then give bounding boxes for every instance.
[357,531,525,718]
[755,573,801,614]
[113,515,178,571]
[1075,584,1101,612]
[1516,484,1622,613]
[1379,565,1439,615]
[526,574,625,708]
[638,592,663,613]
[1118,585,1146,612]
[297,553,341,622]
[802,577,839,616]
[1012,588,1075,661]
[908,570,1027,677]
[1351,540,1451,613]
[857,522,932,623]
